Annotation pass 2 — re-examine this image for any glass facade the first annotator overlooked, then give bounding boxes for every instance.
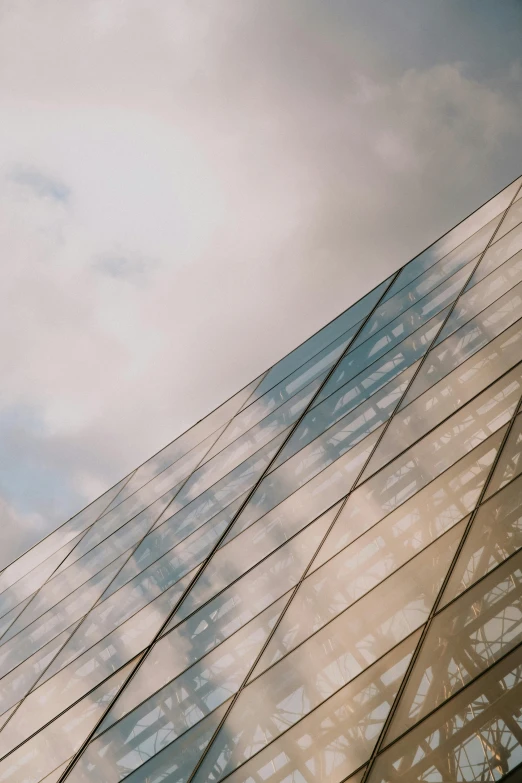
[1,175,522,783]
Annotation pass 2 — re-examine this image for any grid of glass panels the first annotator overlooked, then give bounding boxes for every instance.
[1,175,522,783]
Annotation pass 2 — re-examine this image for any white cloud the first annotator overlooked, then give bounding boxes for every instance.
[0,0,521,567]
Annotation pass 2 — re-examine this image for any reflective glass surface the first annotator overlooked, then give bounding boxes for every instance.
[2,177,522,783]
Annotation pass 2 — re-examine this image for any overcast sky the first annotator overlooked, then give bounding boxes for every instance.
[1,0,522,568]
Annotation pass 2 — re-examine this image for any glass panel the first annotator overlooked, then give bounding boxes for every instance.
[315,427,505,570]
[2,499,171,643]
[151,430,290,540]
[254,509,468,677]
[271,307,448,471]
[314,260,473,407]
[100,432,218,525]
[3,490,182,643]
[222,425,382,550]
[74,700,232,783]
[485,413,522,498]
[0,534,83,621]
[239,364,417,532]
[383,177,520,300]
[191,527,459,783]
[359,358,522,486]
[362,314,522,480]
[222,634,419,783]
[217,329,358,457]
[436,244,522,345]
[386,550,522,744]
[0,473,132,596]
[0,660,136,783]
[442,473,522,605]
[352,242,482,347]
[465,222,522,290]
[204,373,324,466]
[59,435,224,568]
[176,430,381,620]
[104,506,337,731]
[0,552,129,679]
[107,376,264,509]
[0,623,79,719]
[253,277,392,402]
[71,598,287,782]
[104,493,248,600]
[252,519,464,679]
[164,397,314,519]
[400,279,522,409]
[37,566,199,687]
[368,644,522,783]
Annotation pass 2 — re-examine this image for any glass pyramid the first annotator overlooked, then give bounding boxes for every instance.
[1,175,522,783]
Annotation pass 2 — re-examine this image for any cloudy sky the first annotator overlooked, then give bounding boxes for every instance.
[1,0,522,567]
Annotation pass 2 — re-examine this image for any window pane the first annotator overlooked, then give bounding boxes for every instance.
[108,376,264,509]
[253,278,392,401]
[0,472,131,596]
[442,472,522,605]
[254,510,468,677]
[151,429,290,541]
[362,314,522,479]
[315,428,503,570]
[0,660,136,783]
[400,279,522,408]
[485,413,522,498]
[104,504,337,733]
[205,373,324,467]
[368,645,522,783]
[222,633,420,783]
[86,700,231,783]
[315,261,474,407]
[0,534,83,622]
[0,552,129,679]
[2,498,174,641]
[465,221,522,289]
[176,430,381,620]
[191,528,460,783]
[36,566,199,688]
[385,550,522,744]
[359,358,522,485]
[70,598,287,781]
[242,363,417,531]
[496,188,522,239]
[436,242,522,345]
[271,307,448,470]
[0,623,79,718]
[384,177,520,300]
